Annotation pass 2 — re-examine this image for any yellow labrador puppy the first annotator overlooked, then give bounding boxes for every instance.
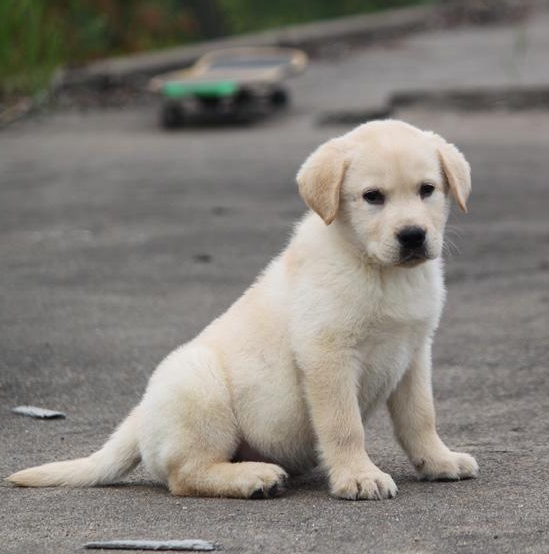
[9,120,478,500]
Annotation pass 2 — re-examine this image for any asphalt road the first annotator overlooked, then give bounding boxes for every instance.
[1,16,549,554]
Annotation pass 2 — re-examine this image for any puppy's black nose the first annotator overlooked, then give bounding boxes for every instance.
[397,226,426,249]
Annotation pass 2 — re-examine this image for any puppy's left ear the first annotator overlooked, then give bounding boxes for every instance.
[431,134,471,213]
[296,139,349,225]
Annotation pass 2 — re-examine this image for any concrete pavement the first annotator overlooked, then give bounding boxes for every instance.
[1,9,549,554]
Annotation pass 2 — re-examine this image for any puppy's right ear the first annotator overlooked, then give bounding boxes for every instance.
[296,139,349,225]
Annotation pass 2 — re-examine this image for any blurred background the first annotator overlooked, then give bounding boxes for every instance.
[2,0,425,98]
[1,1,548,554]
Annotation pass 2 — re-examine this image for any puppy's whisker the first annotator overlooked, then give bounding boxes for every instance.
[445,230,462,238]
[443,237,461,257]
[444,225,463,239]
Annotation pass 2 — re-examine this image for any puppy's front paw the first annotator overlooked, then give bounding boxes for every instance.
[417,451,478,481]
[330,467,397,500]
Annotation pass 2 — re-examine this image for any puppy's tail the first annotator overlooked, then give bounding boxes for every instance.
[7,406,142,488]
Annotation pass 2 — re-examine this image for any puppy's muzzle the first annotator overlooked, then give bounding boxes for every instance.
[396,226,428,263]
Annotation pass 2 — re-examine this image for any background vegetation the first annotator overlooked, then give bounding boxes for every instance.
[0,0,427,98]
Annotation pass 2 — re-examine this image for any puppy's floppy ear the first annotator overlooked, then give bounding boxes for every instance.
[296,139,349,225]
[428,133,471,212]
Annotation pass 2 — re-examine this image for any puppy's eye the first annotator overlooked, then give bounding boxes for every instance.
[419,183,435,199]
[362,189,385,205]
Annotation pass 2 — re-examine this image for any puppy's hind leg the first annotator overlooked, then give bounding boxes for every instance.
[142,345,288,499]
[169,461,288,499]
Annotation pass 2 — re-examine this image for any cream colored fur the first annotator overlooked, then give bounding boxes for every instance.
[8,120,478,500]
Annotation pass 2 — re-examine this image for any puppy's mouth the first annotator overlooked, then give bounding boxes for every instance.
[397,247,429,267]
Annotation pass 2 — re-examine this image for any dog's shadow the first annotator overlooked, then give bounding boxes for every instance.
[97,467,422,500]
[97,470,329,499]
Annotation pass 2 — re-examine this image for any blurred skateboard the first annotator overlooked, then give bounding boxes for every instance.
[149,47,308,128]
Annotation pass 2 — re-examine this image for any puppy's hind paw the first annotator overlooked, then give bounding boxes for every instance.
[240,463,288,499]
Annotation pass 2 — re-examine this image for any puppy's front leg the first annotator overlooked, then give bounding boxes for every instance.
[387,343,478,481]
[302,349,397,500]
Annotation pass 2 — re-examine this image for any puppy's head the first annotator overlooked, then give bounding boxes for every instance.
[296,120,471,266]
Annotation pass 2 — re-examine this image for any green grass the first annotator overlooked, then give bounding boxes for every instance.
[0,0,198,98]
[0,0,64,98]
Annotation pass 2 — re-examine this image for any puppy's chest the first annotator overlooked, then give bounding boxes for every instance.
[350,274,441,410]
[354,322,422,408]
[350,274,439,345]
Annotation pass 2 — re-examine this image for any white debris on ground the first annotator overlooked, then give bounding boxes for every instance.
[83,539,216,551]
[11,406,66,419]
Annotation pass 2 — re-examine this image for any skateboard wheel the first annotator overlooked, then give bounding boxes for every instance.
[269,88,289,108]
[160,101,186,128]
